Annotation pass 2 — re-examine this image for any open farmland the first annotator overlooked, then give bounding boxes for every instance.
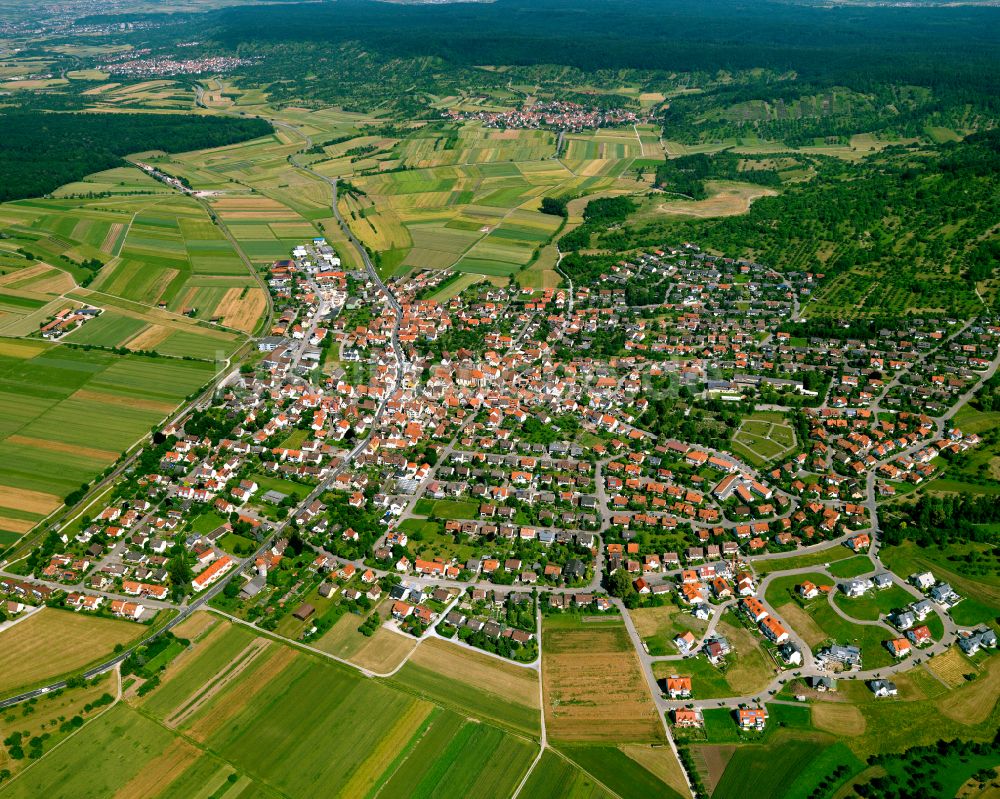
[542,615,665,743]
[314,602,417,674]
[389,637,540,737]
[517,750,616,799]
[0,609,140,697]
[100,616,538,799]
[0,344,214,533]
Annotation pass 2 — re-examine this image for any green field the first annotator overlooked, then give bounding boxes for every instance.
[0,343,213,529]
[827,555,875,579]
[558,745,686,799]
[518,751,616,799]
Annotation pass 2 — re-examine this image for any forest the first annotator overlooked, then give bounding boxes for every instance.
[0,112,272,202]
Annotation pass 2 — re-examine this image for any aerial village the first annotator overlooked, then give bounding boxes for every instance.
[3,238,998,732]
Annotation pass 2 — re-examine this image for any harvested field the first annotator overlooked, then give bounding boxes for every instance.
[409,638,539,709]
[776,602,827,647]
[937,656,1000,726]
[0,485,62,515]
[0,608,139,696]
[22,270,75,294]
[926,646,976,688]
[125,324,172,352]
[693,744,736,793]
[215,286,266,332]
[619,743,690,797]
[101,223,124,253]
[314,609,416,673]
[170,610,219,642]
[164,637,269,728]
[0,263,50,286]
[110,738,199,799]
[0,516,32,533]
[543,617,664,743]
[812,702,866,736]
[72,388,176,415]
[656,182,777,218]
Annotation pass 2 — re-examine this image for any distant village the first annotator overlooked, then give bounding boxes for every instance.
[448,100,648,132]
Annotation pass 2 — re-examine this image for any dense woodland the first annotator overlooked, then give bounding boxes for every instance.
[0,112,271,202]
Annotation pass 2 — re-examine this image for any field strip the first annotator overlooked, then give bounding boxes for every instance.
[0,485,62,515]
[0,338,49,358]
[124,324,173,352]
[71,388,177,415]
[110,738,200,799]
[0,516,35,534]
[72,289,240,338]
[0,263,51,286]
[5,434,120,462]
[340,700,434,798]
[164,638,269,728]
[0,665,123,793]
[369,709,442,799]
[184,644,298,741]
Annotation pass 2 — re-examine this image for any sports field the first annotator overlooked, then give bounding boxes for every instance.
[0,343,214,534]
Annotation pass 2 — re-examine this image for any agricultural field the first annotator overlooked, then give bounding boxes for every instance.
[0,609,140,698]
[557,744,687,799]
[26,615,541,799]
[0,670,118,779]
[517,750,616,799]
[542,615,665,743]
[0,344,214,534]
[313,601,417,674]
[389,638,540,737]
[0,176,265,352]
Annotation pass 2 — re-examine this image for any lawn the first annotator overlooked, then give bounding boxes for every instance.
[803,601,894,669]
[753,544,854,576]
[881,540,1000,625]
[627,601,707,655]
[827,555,875,579]
[833,585,916,621]
[427,499,479,520]
[654,656,730,698]
[0,609,141,698]
[763,572,831,607]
